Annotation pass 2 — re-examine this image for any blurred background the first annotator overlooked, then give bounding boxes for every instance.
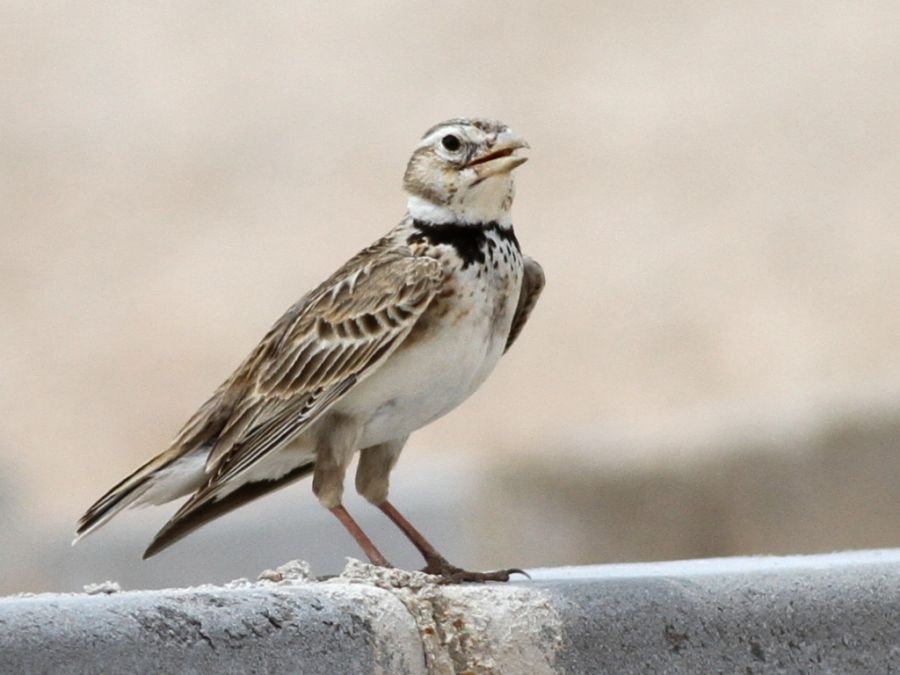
[2,1,899,594]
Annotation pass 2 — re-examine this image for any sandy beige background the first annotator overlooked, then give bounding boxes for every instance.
[2,2,899,590]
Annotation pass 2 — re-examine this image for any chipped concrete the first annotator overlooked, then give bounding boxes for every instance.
[2,550,899,674]
[335,560,561,674]
[82,580,122,595]
[0,572,426,675]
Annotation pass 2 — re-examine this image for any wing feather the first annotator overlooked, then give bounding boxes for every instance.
[77,231,445,548]
[505,256,545,352]
[196,246,443,489]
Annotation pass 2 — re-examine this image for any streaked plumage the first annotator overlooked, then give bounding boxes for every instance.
[75,118,544,581]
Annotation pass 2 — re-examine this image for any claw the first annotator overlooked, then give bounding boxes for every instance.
[421,558,528,584]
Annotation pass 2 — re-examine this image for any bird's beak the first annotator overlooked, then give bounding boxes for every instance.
[466,130,530,178]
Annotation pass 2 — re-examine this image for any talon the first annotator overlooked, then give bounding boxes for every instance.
[420,558,526,584]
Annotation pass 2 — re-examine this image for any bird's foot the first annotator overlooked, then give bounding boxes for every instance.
[421,557,529,584]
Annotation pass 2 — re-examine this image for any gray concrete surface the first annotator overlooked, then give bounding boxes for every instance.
[1,550,898,674]
[533,550,900,674]
[0,579,425,675]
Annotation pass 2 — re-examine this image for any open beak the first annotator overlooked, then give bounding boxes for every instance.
[467,131,530,178]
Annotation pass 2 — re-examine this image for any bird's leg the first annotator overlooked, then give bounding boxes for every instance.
[377,500,527,583]
[376,500,442,567]
[356,442,525,583]
[329,504,390,567]
[314,416,389,566]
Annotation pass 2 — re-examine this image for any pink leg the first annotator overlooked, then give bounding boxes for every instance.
[330,504,390,567]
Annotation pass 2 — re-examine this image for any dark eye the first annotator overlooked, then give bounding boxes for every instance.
[441,134,461,151]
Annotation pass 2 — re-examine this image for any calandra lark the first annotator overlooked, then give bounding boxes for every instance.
[75,118,544,582]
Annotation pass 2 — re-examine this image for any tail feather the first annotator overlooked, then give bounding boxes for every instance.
[142,460,315,559]
[73,449,201,545]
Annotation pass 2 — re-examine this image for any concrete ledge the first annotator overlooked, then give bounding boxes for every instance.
[0,578,423,675]
[2,551,899,674]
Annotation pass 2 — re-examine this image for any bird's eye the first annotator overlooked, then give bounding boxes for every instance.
[441,134,461,152]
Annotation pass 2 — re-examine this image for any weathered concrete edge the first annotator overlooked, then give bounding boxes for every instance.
[536,549,900,674]
[1,550,899,675]
[0,581,427,675]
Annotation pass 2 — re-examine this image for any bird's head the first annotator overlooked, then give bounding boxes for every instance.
[403,118,529,225]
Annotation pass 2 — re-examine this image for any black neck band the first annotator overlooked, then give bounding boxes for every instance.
[408,220,519,269]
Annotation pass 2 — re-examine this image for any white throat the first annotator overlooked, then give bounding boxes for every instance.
[407,169,514,225]
[407,196,513,225]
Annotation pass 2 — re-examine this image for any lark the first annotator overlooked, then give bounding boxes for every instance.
[74,118,544,582]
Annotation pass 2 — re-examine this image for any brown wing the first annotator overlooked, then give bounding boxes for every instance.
[207,247,443,485]
[148,243,443,530]
[76,236,443,549]
[505,256,545,352]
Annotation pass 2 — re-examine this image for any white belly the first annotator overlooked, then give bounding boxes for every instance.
[337,267,522,447]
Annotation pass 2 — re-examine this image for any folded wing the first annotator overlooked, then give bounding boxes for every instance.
[505,256,545,352]
[76,239,443,550]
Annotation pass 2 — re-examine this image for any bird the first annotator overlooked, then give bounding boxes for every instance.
[74,118,545,582]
